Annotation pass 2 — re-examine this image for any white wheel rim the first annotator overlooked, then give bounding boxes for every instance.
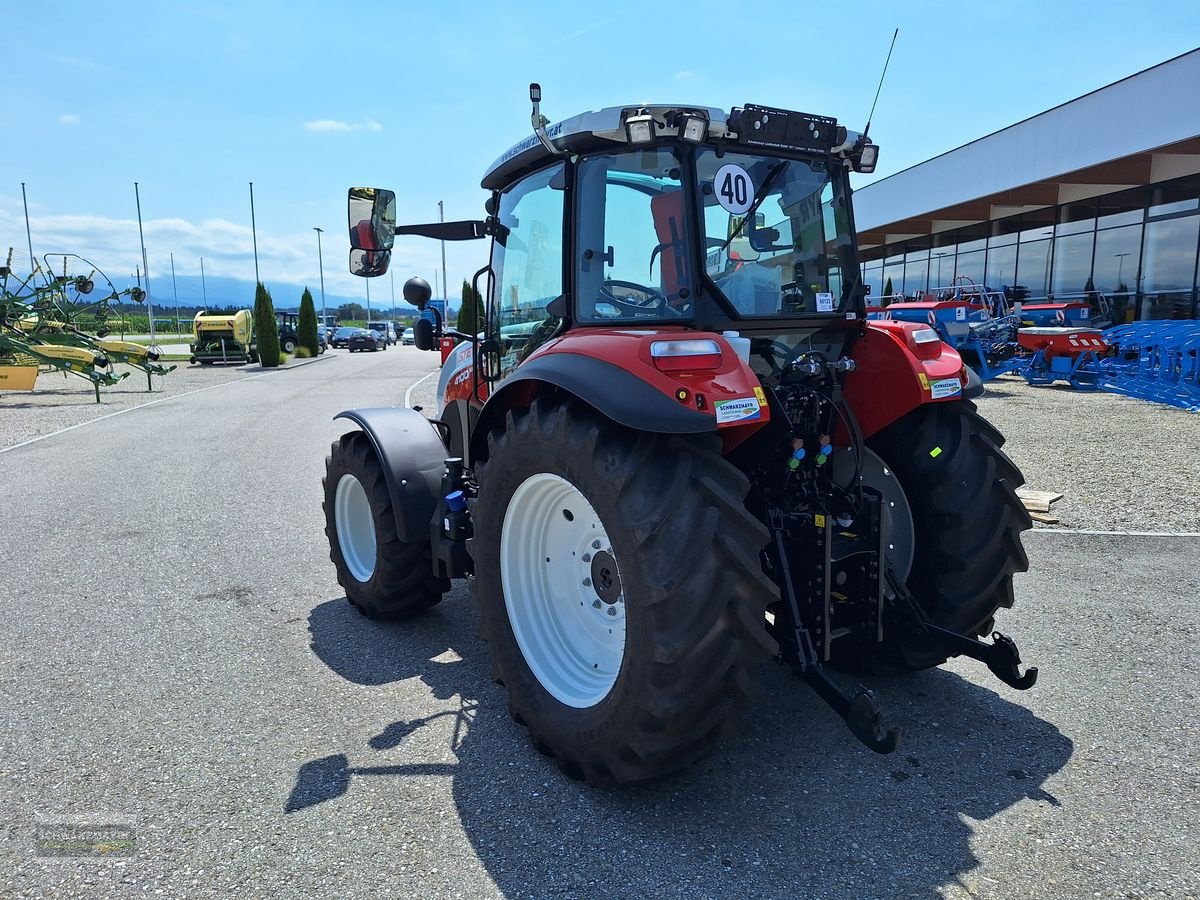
[334,473,376,582]
[501,473,625,708]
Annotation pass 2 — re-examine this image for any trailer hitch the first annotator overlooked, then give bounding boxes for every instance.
[884,566,1038,690]
[768,512,902,755]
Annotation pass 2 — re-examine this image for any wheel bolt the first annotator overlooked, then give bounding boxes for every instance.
[593,600,602,609]
[583,577,591,587]
[592,540,601,549]
[582,553,591,563]
[607,607,616,617]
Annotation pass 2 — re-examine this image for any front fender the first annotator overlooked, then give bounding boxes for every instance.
[334,407,448,543]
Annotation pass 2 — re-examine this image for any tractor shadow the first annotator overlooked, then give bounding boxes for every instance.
[294,596,1072,900]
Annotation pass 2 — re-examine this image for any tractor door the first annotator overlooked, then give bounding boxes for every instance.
[486,162,567,384]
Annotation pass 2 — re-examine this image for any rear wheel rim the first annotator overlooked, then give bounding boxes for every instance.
[334,473,376,582]
[501,473,625,708]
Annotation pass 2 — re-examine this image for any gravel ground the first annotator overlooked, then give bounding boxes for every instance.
[0,355,334,452]
[974,376,1200,533]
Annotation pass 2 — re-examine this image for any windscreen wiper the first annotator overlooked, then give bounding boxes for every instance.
[719,161,788,254]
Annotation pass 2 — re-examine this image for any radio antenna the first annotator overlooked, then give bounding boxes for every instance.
[863,28,899,139]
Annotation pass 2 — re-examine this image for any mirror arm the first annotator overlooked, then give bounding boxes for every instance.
[393,219,507,242]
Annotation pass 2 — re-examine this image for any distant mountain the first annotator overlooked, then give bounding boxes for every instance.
[136,273,454,317]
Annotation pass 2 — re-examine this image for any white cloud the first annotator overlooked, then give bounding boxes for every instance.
[303,119,383,133]
[59,114,81,125]
[674,70,694,81]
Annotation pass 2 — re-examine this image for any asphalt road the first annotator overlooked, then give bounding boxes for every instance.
[1,347,1196,899]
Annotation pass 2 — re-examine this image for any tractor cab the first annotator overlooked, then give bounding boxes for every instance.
[351,97,877,344]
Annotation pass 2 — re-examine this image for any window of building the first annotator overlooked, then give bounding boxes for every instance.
[985,243,1018,289]
[1016,239,1051,299]
[955,249,985,285]
[1149,176,1200,219]
[904,253,929,296]
[988,216,1021,247]
[1092,225,1141,293]
[1139,215,1198,320]
[1096,188,1146,229]
[930,250,955,289]
[1051,231,1095,296]
[1056,201,1096,236]
[1019,209,1055,243]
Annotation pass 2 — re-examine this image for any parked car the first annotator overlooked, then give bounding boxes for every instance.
[330,326,360,349]
[347,328,384,352]
[367,320,397,345]
[401,327,415,345]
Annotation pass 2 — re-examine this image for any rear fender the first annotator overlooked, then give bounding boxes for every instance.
[844,322,970,438]
[469,352,717,462]
[334,408,448,543]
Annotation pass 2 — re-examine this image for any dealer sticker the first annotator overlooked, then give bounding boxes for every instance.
[929,377,962,399]
[816,292,834,312]
[713,396,762,425]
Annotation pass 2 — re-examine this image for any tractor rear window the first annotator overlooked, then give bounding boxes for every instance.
[694,149,852,318]
[575,149,693,323]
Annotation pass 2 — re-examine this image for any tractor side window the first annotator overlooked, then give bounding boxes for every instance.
[575,149,692,323]
[491,163,566,379]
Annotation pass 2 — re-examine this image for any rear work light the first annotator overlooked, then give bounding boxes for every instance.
[650,339,723,372]
[897,324,944,360]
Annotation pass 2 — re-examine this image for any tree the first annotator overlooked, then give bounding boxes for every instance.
[298,287,320,356]
[336,302,366,321]
[456,279,485,333]
[883,276,893,303]
[253,281,281,367]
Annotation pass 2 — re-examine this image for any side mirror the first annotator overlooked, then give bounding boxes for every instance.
[349,248,391,278]
[347,187,397,251]
[414,318,435,351]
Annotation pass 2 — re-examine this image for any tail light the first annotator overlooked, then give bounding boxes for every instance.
[900,324,943,360]
[650,339,723,372]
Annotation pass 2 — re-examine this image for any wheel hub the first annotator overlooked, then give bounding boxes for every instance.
[590,550,622,605]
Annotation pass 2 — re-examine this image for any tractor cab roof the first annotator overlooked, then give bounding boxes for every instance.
[481,103,866,191]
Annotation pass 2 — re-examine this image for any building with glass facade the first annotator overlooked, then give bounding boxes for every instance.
[854,49,1200,322]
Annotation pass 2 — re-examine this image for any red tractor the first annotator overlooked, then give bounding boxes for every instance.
[325,88,1035,784]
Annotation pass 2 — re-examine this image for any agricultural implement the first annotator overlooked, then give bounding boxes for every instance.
[0,252,167,401]
[883,280,1022,380]
[191,309,256,364]
[322,88,1036,784]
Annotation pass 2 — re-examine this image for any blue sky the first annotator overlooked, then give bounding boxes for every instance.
[2,0,1197,309]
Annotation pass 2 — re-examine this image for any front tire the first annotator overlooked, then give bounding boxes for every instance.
[323,431,449,619]
[853,400,1031,672]
[472,398,778,784]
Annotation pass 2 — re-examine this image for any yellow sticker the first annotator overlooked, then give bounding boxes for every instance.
[754,386,767,407]
[930,446,943,458]
[814,514,826,528]
[918,372,930,390]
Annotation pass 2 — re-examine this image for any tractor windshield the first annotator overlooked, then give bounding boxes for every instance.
[694,149,855,318]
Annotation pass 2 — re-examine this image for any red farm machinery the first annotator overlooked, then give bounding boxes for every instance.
[321,88,1037,784]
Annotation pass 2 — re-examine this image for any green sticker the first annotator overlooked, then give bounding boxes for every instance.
[929,446,943,458]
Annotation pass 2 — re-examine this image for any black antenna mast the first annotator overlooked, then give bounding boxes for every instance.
[863,28,899,139]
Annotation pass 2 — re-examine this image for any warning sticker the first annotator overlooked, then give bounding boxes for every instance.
[713,164,754,215]
[930,377,962,399]
[753,386,768,407]
[918,372,930,390]
[713,396,762,425]
[816,292,834,312]
[955,306,966,321]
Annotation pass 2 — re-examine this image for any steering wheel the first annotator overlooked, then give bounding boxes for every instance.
[600,279,669,311]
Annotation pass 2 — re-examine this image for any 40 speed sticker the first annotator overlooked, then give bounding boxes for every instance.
[929,377,962,399]
[713,396,762,424]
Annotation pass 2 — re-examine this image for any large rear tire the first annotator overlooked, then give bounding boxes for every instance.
[323,431,448,619]
[472,398,778,785]
[848,400,1031,672]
